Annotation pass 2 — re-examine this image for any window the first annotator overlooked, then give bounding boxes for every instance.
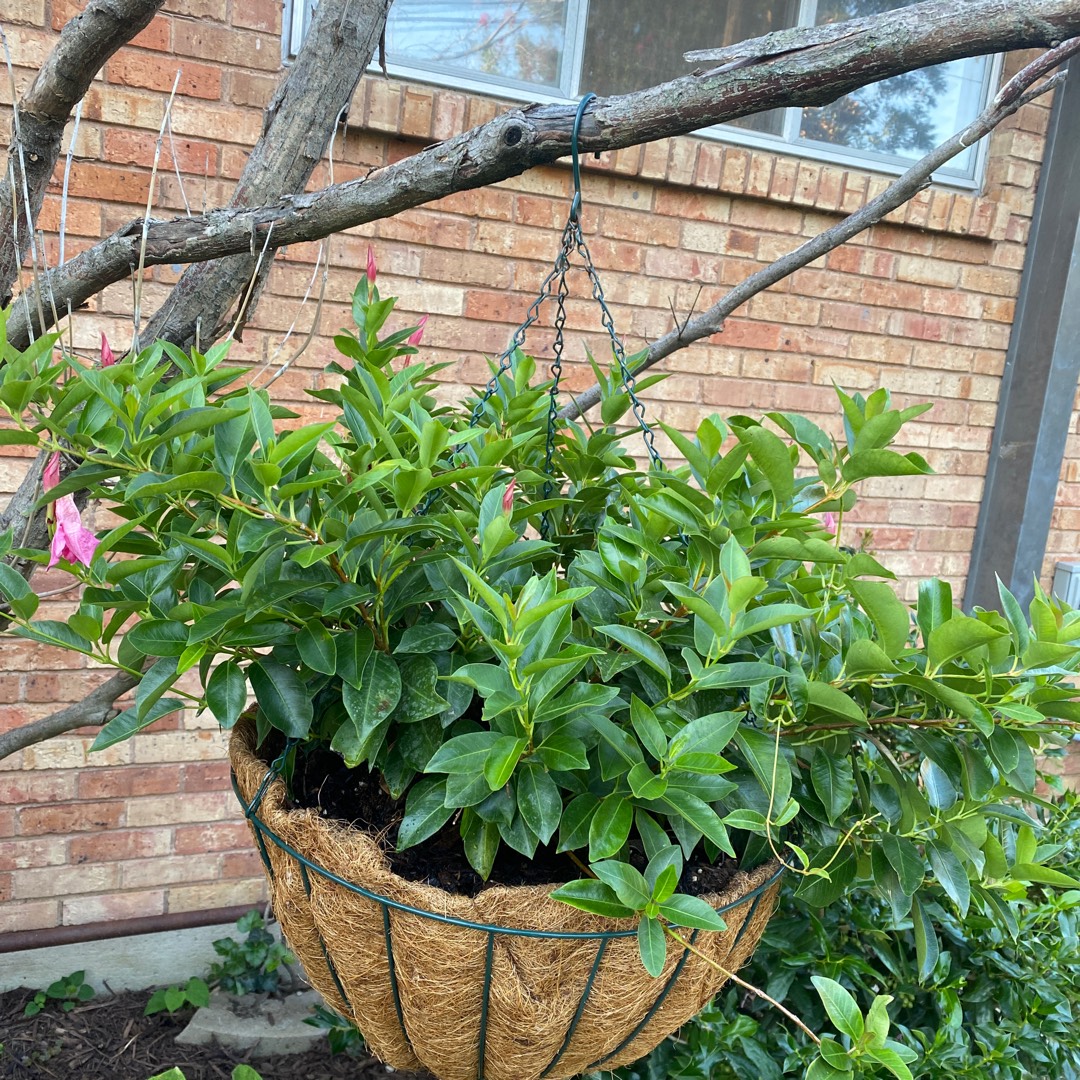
[285,0,997,185]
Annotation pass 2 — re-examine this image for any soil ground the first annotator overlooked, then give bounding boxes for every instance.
[0,987,431,1080]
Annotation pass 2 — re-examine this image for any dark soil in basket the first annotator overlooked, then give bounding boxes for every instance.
[286,743,739,899]
[0,986,431,1080]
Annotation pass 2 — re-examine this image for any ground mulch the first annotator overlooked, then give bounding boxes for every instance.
[0,987,431,1080]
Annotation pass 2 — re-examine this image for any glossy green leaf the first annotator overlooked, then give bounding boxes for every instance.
[249,661,313,739]
[811,976,864,1041]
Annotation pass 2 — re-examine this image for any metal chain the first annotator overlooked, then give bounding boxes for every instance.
[418,93,666,521]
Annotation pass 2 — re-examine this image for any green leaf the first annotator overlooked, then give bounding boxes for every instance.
[911,896,939,982]
[591,859,650,910]
[751,536,846,565]
[657,893,726,931]
[849,581,910,658]
[397,777,454,849]
[637,916,667,977]
[927,615,1005,670]
[806,1059,850,1080]
[0,563,38,619]
[297,619,337,676]
[862,1046,913,1080]
[806,682,866,726]
[461,810,499,880]
[550,879,635,919]
[1011,862,1080,888]
[13,619,94,656]
[736,425,794,501]
[516,765,562,845]
[395,623,458,654]
[811,976,864,1041]
[818,1037,853,1071]
[880,834,924,896]
[596,623,671,682]
[427,731,503,774]
[186,977,210,1008]
[249,661,313,739]
[916,578,952,644]
[0,428,41,445]
[927,840,970,916]
[393,655,448,722]
[90,697,186,751]
[811,748,854,823]
[483,735,527,790]
[842,449,930,482]
[124,620,189,658]
[205,661,247,729]
[731,603,811,642]
[630,695,667,760]
[589,795,634,860]
[135,657,180,719]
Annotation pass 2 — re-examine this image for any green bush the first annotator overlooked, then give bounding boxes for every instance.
[617,790,1080,1080]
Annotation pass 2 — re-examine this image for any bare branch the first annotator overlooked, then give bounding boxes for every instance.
[8,0,1080,349]
[560,41,1080,421]
[0,0,165,305]
[0,669,139,762]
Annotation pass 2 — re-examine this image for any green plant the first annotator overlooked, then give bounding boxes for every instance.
[617,789,1080,1080]
[22,970,94,1016]
[149,1067,262,1080]
[1,262,1078,986]
[209,910,295,996]
[305,1003,367,1056]
[144,975,210,1016]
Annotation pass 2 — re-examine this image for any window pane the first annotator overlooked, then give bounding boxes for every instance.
[385,1,573,92]
[580,0,798,135]
[800,0,989,172]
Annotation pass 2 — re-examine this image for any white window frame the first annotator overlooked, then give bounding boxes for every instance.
[284,0,1001,190]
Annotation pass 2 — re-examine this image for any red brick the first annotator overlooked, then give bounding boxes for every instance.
[104,129,219,174]
[174,21,280,71]
[63,890,164,926]
[70,829,171,864]
[183,761,231,792]
[107,51,222,100]
[66,162,151,204]
[221,850,264,878]
[19,801,123,836]
[0,771,76,805]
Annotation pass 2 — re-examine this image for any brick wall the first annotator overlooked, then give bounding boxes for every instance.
[0,2,1070,934]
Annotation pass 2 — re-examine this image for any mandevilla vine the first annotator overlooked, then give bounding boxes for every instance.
[1,277,1078,1011]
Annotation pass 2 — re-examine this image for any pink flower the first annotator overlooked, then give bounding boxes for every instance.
[407,315,428,347]
[43,452,61,492]
[502,478,516,516]
[821,512,838,535]
[48,494,99,569]
[366,245,377,286]
[100,333,116,367]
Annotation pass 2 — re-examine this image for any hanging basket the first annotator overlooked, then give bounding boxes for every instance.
[230,718,783,1080]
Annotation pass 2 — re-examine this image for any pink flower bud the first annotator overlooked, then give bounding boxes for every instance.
[366,245,377,285]
[407,315,428,347]
[821,512,838,535]
[48,494,99,569]
[502,478,516,516]
[100,333,116,367]
[43,452,61,492]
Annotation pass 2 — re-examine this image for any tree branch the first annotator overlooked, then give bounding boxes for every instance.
[8,0,1080,349]
[560,39,1080,420]
[139,0,394,351]
[0,0,165,306]
[0,668,139,761]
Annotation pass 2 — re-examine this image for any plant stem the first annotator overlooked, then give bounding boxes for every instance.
[664,927,821,1046]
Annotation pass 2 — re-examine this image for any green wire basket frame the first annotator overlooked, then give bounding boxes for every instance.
[233,749,785,1080]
